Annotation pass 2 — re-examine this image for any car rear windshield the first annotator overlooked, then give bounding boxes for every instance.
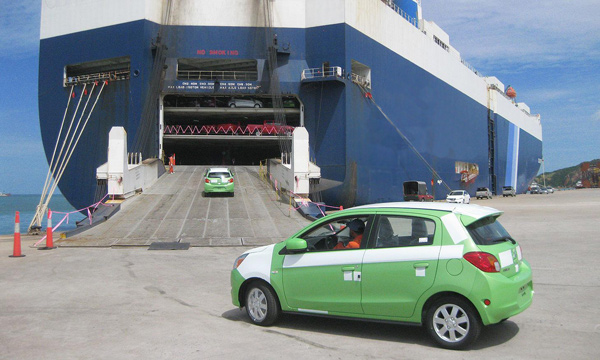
[503,186,512,190]
[477,187,487,191]
[466,216,513,246]
[207,172,231,178]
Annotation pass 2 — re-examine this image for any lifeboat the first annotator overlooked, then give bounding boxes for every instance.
[506,85,517,98]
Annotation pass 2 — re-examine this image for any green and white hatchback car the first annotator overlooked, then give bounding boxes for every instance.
[203,167,234,196]
[231,202,533,349]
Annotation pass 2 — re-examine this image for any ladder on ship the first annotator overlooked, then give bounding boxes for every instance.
[29,82,108,233]
[262,0,292,162]
[487,87,497,194]
[131,0,174,160]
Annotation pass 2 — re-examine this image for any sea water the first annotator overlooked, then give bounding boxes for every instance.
[0,195,83,235]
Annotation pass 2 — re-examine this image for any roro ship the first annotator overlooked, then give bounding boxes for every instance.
[38,0,542,211]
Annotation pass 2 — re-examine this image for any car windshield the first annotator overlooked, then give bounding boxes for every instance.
[503,187,511,190]
[208,172,231,178]
[466,216,514,246]
[449,191,463,196]
[477,188,487,191]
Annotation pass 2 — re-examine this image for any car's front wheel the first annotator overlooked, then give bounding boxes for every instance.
[245,282,280,326]
[426,296,481,350]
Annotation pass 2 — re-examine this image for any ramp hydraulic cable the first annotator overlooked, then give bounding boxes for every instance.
[29,82,107,232]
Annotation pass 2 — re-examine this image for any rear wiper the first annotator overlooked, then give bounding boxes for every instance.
[493,237,516,245]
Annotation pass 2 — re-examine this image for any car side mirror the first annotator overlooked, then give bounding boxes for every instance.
[285,237,307,253]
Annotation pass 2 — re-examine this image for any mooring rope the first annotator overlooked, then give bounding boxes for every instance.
[355,83,452,193]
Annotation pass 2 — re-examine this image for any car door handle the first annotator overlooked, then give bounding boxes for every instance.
[413,263,429,268]
[341,266,356,271]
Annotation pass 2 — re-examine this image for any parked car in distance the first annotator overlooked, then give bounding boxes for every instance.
[403,181,434,202]
[231,202,533,349]
[228,97,263,108]
[203,167,234,196]
[502,186,516,197]
[446,190,470,204]
[476,187,492,199]
[546,186,554,193]
[540,187,549,194]
[530,186,541,194]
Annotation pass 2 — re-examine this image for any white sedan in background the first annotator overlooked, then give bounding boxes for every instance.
[446,190,471,204]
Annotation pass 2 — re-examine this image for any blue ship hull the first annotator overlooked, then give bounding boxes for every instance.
[39,17,541,210]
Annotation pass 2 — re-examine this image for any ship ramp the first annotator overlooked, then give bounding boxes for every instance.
[55,165,311,247]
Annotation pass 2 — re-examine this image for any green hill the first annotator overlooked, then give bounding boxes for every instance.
[535,159,600,188]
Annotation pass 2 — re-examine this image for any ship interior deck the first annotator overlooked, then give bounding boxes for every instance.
[161,94,301,165]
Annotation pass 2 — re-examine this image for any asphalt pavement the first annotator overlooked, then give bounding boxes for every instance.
[1,189,599,359]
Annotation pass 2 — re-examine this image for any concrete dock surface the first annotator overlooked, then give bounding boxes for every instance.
[1,189,599,359]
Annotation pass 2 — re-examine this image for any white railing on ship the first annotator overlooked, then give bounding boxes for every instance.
[301,67,343,80]
[177,70,258,81]
[64,69,130,87]
[128,152,142,165]
[351,73,371,89]
[381,0,419,27]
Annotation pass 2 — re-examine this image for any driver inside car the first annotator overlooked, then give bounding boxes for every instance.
[334,219,365,249]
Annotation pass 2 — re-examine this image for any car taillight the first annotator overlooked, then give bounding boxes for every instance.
[205,179,210,183]
[463,252,500,272]
[229,178,234,183]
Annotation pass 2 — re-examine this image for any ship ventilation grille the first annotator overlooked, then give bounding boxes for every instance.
[64,56,130,87]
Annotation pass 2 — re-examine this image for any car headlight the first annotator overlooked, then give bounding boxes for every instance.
[233,254,248,269]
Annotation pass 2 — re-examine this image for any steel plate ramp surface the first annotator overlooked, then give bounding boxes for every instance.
[54,165,311,247]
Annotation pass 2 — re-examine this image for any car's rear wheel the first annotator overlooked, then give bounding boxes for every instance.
[254,104,260,108]
[426,296,481,350]
[245,282,280,326]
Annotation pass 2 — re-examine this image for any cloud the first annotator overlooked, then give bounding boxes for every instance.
[0,2,41,59]
[422,1,600,72]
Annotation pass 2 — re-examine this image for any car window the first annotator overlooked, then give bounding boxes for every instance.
[298,216,370,251]
[466,216,512,246]
[374,215,435,248]
[449,191,463,196]
[207,172,231,178]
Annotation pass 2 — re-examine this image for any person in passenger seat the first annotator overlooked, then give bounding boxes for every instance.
[334,219,365,249]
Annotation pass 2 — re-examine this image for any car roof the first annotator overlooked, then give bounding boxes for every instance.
[206,167,231,173]
[351,202,502,222]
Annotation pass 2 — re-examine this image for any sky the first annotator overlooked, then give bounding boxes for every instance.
[0,1,599,194]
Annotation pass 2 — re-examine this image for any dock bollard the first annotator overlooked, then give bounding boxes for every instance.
[9,211,25,258]
[39,209,56,250]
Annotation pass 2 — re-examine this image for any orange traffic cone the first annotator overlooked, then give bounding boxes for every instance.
[9,211,25,258]
[39,209,56,250]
